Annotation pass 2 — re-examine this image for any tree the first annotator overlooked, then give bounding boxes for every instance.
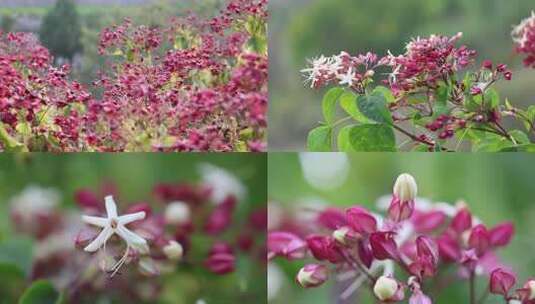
[39,0,83,62]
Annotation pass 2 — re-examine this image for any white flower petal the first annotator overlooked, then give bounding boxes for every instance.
[105,195,117,218]
[84,227,113,252]
[82,215,108,227]
[116,225,147,247]
[118,211,146,225]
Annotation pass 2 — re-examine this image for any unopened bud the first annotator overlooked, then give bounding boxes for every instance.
[364,70,375,77]
[527,280,535,300]
[296,264,328,288]
[164,201,191,225]
[393,173,417,202]
[163,240,183,261]
[373,276,401,301]
[333,227,350,245]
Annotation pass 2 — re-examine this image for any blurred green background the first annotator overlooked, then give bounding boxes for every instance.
[268,152,535,303]
[268,0,535,150]
[0,0,226,86]
[0,153,267,304]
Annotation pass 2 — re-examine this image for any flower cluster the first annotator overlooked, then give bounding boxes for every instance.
[301,51,381,93]
[0,0,267,152]
[0,32,92,152]
[304,19,534,152]
[9,165,266,302]
[268,173,529,303]
[512,11,535,68]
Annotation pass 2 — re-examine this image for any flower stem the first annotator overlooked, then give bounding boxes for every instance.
[469,271,476,304]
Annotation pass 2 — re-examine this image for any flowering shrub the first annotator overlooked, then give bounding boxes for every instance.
[0,0,267,152]
[5,164,266,303]
[268,173,532,303]
[303,13,535,152]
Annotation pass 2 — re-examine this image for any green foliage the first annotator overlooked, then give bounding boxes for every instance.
[321,87,344,125]
[18,280,61,304]
[39,0,83,60]
[357,92,393,124]
[337,124,396,152]
[307,126,332,151]
[0,238,33,277]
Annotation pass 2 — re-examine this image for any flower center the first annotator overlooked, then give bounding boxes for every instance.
[110,218,118,229]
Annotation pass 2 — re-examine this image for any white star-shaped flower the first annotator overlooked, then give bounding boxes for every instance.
[82,195,148,254]
[337,68,355,87]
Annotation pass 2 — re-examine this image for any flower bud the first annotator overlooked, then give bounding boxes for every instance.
[267,231,307,260]
[333,226,350,245]
[346,207,377,234]
[296,264,328,288]
[317,208,347,230]
[164,201,191,225]
[489,222,514,247]
[370,231,399,261]
[306,235,343,264]
[468,224,490,256]
[450,207,472,234]
[373,276,404,301]
[490,268,516,296]
[205,252,235,275]
[393,173,417,202]
[163,240,183,260]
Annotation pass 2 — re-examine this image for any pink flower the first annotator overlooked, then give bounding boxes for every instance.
[317,208,347,230]
[450,208,472,234]
[490,268,516,296]
[267,231,307,260]
[512,12,535,68]
[411,210,446,233]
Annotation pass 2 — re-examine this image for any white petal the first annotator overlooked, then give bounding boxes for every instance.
[84,227,113,252]
[82,215,108,227]
[116,225,147,247]
[105,195,117,218]
[118,211,146,225]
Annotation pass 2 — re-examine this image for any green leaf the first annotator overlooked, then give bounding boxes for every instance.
[436,82,450,106]
[339,92,371,123]
[372,86,395,103]
[485,88,500,109]
[15,122,32,137]
[345,124,396,151]
[509,130,530,144]
[357,92,393,124]
[18,280,61,304]
[307,126,332,151]
[500,144,535,152]
[0,238,33,277]
[322,87,344,125]
[337,124,355,152]
[0,263,25,302]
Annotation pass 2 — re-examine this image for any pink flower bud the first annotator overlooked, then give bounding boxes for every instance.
[306,235,343,264]
[317,208,347,230]
[460,249,478,272]
[489,222,514,247]
[74,189,102,211]
[203,199,235,235]
[411,210,446,233]
[267,231,307,260]
[346,207,377,234]
[450,208,472,234]
[468,224,490,256]
[333,226,358,246]
[74,228,98,249]
[388,196,415,222]
[126,202,152,218]
[482,60,493,70]
[370,231,399,261]
[205,252,235,275]
[373,276,404,301]
[296,264,328,288]
[490,268,516,296]
[409,291,432,304]
[357,239,374,268]
[416,236,438,265]
[437,233,461,262]
[209,241,234,255]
